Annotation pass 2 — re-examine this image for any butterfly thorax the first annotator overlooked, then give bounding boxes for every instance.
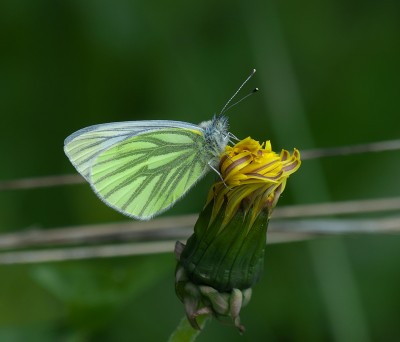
[199,115,229,166]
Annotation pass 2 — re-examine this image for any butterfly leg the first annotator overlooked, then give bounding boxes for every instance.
[208,161,231,189]
[228,132,240,143]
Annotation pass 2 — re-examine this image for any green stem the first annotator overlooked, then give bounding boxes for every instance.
[168,315,210,342]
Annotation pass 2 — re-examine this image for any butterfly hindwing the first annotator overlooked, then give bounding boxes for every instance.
[89,128,211,219]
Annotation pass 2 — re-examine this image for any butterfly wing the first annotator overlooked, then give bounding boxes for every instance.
[64,121,212,220]
[64,120,202,181]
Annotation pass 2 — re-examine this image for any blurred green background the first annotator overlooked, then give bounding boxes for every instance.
[1,0,400,341]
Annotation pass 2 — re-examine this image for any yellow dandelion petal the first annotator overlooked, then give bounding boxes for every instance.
[207,137,301,224]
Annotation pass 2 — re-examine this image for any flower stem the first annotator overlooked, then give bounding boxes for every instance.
[168,315,210,342]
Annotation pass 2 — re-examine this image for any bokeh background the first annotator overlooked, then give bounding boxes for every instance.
[1,0,400,341]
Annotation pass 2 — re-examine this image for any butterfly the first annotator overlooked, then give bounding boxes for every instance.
[64,70,256,220]
[64,117,230,220]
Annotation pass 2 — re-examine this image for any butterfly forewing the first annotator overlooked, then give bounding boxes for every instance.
[64,121,201,181]
[90,128,211,219]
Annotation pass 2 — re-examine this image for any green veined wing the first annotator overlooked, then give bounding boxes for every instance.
[64,120,204,181]
[90,128,214,219]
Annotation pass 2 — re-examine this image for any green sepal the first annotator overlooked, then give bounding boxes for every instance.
[180,199,269,292]
[180,200,226,278]
[227,209,268,288]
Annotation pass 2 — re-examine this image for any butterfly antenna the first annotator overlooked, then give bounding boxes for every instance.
[223,88,259,113]
[220,68,257,115]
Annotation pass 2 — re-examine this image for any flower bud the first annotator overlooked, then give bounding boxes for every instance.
[175,137,301,332]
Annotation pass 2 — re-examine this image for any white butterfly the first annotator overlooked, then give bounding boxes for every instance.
[64,69,256,220]
[64,116,229,220]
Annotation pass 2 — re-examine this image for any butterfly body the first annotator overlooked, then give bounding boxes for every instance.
[200,115,229,166]
[64,115,229,220]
